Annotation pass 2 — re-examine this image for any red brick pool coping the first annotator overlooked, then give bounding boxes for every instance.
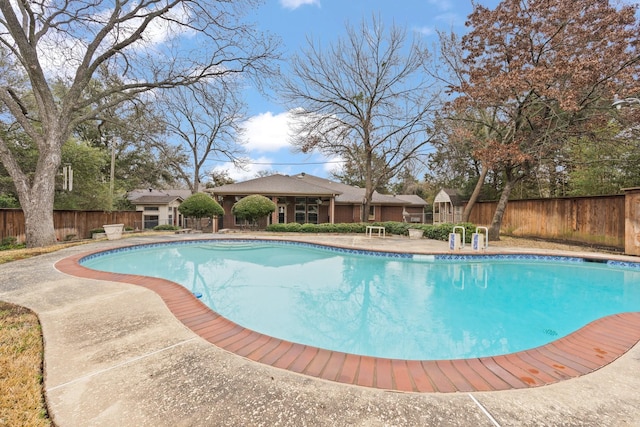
[55,247,640,393]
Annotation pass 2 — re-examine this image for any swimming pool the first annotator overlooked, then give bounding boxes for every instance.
[80,239,640,360]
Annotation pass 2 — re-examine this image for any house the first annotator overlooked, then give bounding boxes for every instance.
[394,194,430,223]
[127,188,190,229]
[207,172,428,230]
[433,188,466,224]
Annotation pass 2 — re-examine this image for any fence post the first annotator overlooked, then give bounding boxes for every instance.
[624,187,640,256]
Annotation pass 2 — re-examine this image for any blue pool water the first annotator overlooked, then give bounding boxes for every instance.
[81,240,640,360]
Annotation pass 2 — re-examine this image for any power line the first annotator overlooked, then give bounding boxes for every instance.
[207,159,344,166]
[247,160,343,165]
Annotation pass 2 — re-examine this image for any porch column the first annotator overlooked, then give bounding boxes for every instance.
[271,196,278,224]
[623,187,640,256]
[330,196,335,224]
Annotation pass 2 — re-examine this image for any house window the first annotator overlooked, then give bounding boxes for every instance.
[307,203,318,224]
[144,215,159,228]
[368,205,375,220]
[234,216,249,226]
[295,197,306,224]
[144,206,159,211]
[293,197,319,224]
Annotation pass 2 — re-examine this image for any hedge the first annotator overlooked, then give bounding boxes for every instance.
[153,224,180,231]
[265,221,477,242]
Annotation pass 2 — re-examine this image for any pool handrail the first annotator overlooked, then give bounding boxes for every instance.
[473,226,489,250]
[452,225,466,249]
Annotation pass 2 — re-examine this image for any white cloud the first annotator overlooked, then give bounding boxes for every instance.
[413,12,465,36]
[413,26,435,36]
[220,109,345,182]
[209,156,276,182]
[322,155,344,176]
[240,111,293,152]
[213,152,340,183]
[434,12,466,27]
[426,0,453,11]
[35,2,195,80]
[280,0,320,10]
[128,3,196,45]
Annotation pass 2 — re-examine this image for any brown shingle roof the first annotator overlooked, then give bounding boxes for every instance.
[296,174,413,205]
[208,174,341,196]
[208,173,416,206]
[128,188,192,201]
[130,195,183,204]
[394,194,428,206]
[434,188,466,206]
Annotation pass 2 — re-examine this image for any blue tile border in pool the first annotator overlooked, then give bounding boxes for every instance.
[607,260,640,270]
[432,253,586,263]
[79,238,417,264]
[78,238,640,270]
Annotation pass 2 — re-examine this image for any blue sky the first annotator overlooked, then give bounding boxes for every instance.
[207,0,496,181]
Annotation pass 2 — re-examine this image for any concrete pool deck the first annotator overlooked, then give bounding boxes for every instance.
[1,233,640,426]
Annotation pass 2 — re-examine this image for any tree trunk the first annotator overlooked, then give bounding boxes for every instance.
[361,195,370,222]
[488,171,519,241]
[23,198,57,247]
[191,167,199,194]
[0,137,62,248]
[362,144,374,222]
[22,151,60,247]
[462,164,488,222]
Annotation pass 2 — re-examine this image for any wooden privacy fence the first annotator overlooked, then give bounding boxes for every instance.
[0,209,140,243]
[0,195,628,249]
[467,195,625,249]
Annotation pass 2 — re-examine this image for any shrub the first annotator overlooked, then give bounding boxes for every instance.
[1,236,18,246]
[178,193,224,220]
[300,223,317,233]
[90,228,105,235]
[423,222,476,243]
[315,223,340,233]
[265,221,477,241]
[267,222,302,233]
[153,224,180,231]
[381,221,410,235]
[0,194,19,208]
[0,236,25,250]
[232,195,276,226]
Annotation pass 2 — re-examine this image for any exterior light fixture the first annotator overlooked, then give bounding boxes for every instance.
[612,94,640,109]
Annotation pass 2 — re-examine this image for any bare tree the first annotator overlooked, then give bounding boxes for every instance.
[158,79,246,194]
[329,148,391,192]
[279,16,441,221]
[207,169,234,187]
[0,0,278,247]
